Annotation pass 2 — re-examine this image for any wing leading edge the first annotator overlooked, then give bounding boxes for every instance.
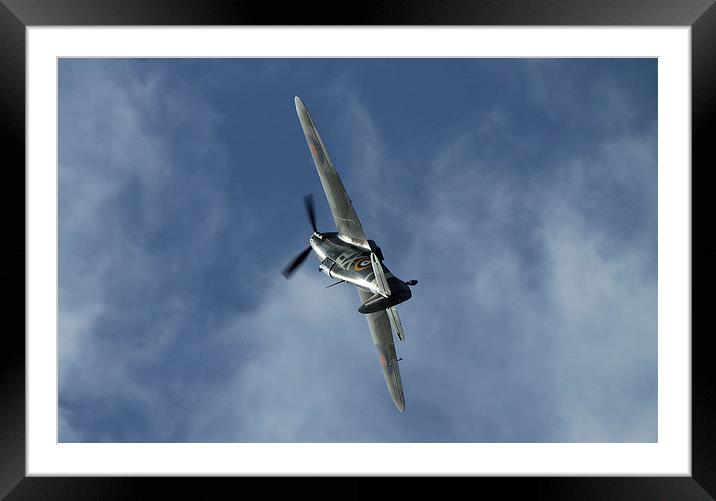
[294,96,370,250]
[358,288,406,412]
[295,97,405,411]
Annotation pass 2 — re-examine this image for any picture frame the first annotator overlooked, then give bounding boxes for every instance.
[2,0,712,498]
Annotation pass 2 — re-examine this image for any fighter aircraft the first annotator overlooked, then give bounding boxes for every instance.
[282,96,418,412]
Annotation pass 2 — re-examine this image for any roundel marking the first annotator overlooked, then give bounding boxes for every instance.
[354,257,372,271]
[306,136,324,164]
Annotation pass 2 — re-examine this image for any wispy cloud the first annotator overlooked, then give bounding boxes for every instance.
[58,60,259,441]
[59,59,657,443]
[317,64,657,441]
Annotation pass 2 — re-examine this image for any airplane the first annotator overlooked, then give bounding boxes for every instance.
[282,96,418,412]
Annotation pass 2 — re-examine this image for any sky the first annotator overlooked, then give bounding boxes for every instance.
[58,58,657,442]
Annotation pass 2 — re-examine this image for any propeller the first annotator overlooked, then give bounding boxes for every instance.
[282,246,312,278]
[304,194,317,233]
[282,194,319,279]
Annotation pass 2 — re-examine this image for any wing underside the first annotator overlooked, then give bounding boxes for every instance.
[358,288,405,412]
[294,96,370,250]
[295,97,404,411]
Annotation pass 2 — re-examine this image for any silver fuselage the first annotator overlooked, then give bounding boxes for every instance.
[309,232,410,299]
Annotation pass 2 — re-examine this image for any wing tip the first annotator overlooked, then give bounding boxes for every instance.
[395,398,406,412]
[390,374,406,412]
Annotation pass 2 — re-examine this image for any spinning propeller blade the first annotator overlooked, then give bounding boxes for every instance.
[282,246,312,279]
[282,194,319,279]
[304,194,317,234]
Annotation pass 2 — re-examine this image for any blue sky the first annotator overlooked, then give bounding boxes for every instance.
[58,58,657,442]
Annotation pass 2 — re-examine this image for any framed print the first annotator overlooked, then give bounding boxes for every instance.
[2,0,713,498]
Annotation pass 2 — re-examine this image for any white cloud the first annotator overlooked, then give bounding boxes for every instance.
[388,111,657,441]
[188,272,408,442]
[59,60,657,443]
[58,60,250,441]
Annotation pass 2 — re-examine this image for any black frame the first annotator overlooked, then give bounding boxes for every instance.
[1,1,713,498]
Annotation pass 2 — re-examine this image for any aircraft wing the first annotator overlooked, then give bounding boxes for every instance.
[294,96,371,251]
[358,288,406,412]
